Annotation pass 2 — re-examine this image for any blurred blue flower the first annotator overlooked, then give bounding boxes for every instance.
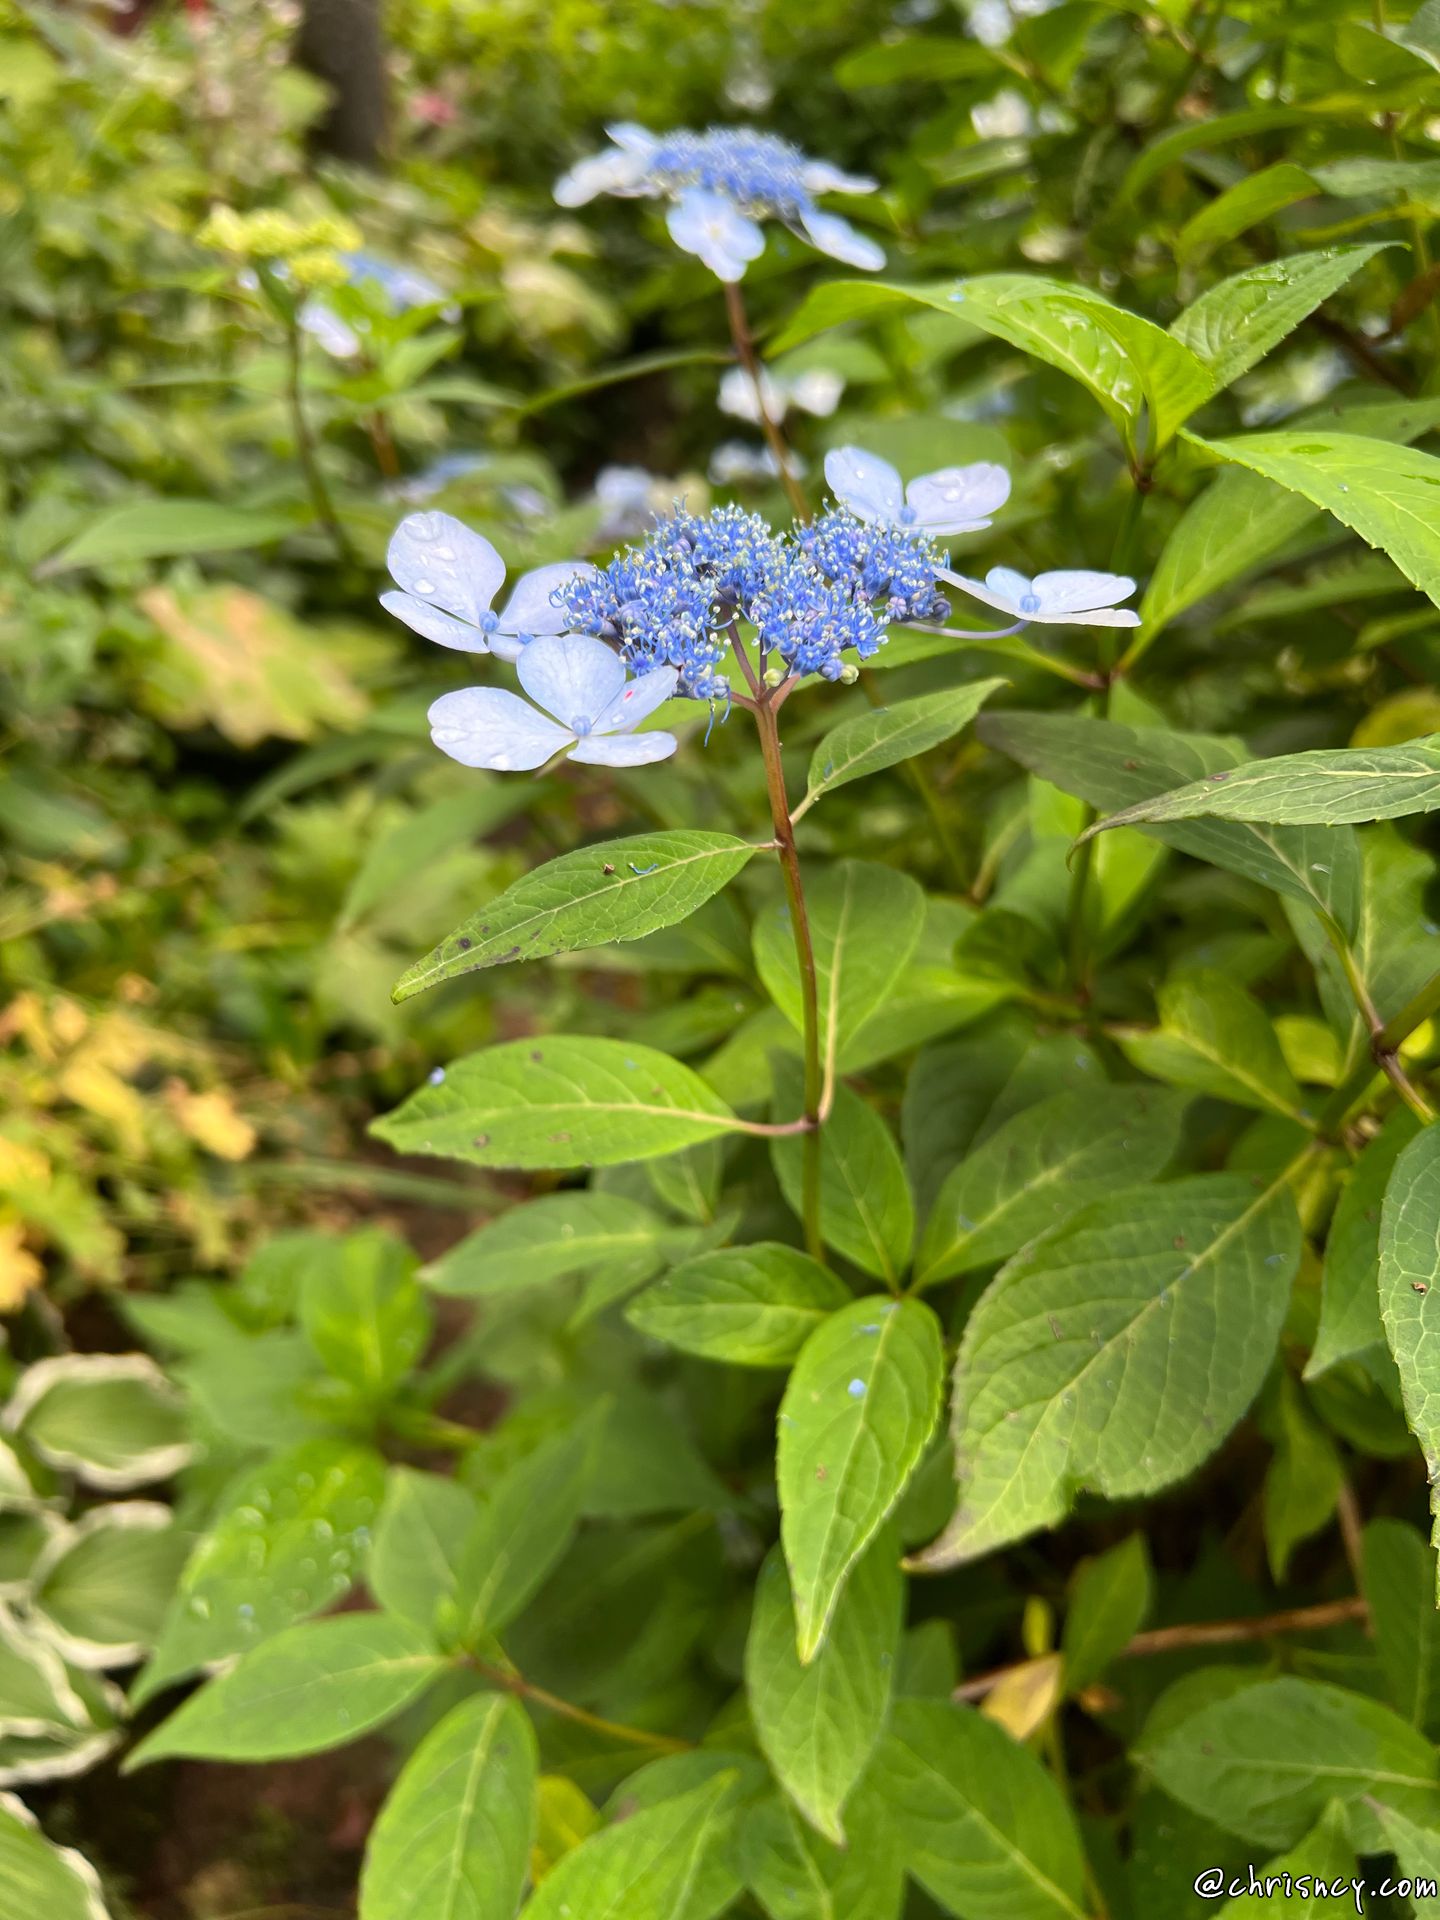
[382,510,596,658]
[428,633,679,771]
[940,565,1140,627]
[554,124,884,277]
[299,251,457,359]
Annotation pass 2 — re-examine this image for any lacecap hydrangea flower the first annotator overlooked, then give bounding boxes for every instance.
[554,124,884,280]
[383,511,596,660]
[941,564,1139,627]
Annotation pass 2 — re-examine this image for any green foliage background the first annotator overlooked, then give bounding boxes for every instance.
[6,0,1440,1914]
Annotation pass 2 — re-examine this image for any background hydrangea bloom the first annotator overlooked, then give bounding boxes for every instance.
[554,124,885,277]
[825,446,1011,536]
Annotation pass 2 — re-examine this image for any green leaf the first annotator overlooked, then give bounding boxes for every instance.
[1379,1124,1440,1591]
[369,1467,480,1639]
[738,1785,905,1920]
[1169,246,1389,397]
[915,1084,1188,1288]
[126,1614,444,1768]
[754,860,925,1080]
[135,1438,385,1703]
[771,1069,915,1283]
[1136,1675,1440,1850]
[299,1227,430,1399]
[0,1610,96,1735]
[1173,164,1320,264]
[1081,735,1440,839]
[359,1694,536,1920]
[340,786,539,933]
[454,1421,597,1647]
[1117,971,1310,1121]
[424,1191,670,1298]
[1363,1518,1440,1737]
[1309,1108,1421,1377]
[779,1297,943,1663]
[32,1505,189,1667]
[371,1036,740,1170]
[977,709,1360,934]
[1062,1534,1152,1696]
[1195,429,1440,610]
[796,681,1006,817]
[38,498,303,573]
[1215,1804,1357,1920]
[1141,396,1440,638]
[0,1796,111,1920]
[626,1243,852,1367]
[874,1698,1089,1920]
[745,1539,901,1844]
[1262,1374,1342,1582]
[5,1355,192,1492]
[917,1173,1301,1568]
[393,832,760,1001]
[522,1771,741,1920]
[1371,1800,1440,1910]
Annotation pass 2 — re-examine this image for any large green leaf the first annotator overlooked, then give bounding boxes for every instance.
[1196,430,1440,609]
[359,1694,536,1920]
[1062,1534,1153,1697]
[779,1297,943,1662]
[134,1438,386,1703]
[1173,164,1321,263]
[745,1539,901,1844]
[1364,1519,1440,1737]
[796,682,1006,818]
[298,1227,430,1399]
[5,1355,192,1492]
[1379,1124,1440,1590]
[1141,396,1440,638]
[917,1173,1301,1568]
[1081,735,1440,838]
[915,1084,1188,1288]
[453,1420,597,1646]
[392,832,759,1001]
[371,1037,740,1169]
[32,1505,189,1667]
[1136,1675,1440,1850]
[1117,971,1310,1121]
[626,1243,851,1367]
[1309,1108,1421,1377]
[1168,246,1388,397]
[39,498,303,573]
[738,1785,905,1920]
[874,1699,1089,1920]
[368,1467,479,1639]
[522,1771,741,1920]
[126,1614,445,1768]
[754,860,925,1079]
[0,1796,111,1920]
[977,710,1361,933]
[771,1070,915,1284]
[423,1192,670,1298]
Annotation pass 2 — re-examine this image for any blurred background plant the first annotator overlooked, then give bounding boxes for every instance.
[6,0,1440,1912]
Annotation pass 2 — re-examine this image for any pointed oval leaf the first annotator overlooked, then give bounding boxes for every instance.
[299,1227,430,1398]
[360,1694,537,1920]
[394,832,760,1001]
[746,1539,902,1844]
[369,1467,480,1637]
[522,1771,741,1920]
[1169,245,1390,396]
[918,1172,1301,1569]
[771,1069,915,1283]
[874,1698,1089,1920]
[1117,971,1309,1121]
[126,1614,444,1768]
[779,1296,943,1663]
[425,1191,669,1297]
[627,1243,852,1367]
[798,681,1006,816]
[371,1037,740,1170]
[915,1084,1189,1289]
[1379,1123,1440,1592]
[0,1794,111,1920]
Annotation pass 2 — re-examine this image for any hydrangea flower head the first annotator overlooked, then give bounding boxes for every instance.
[799,509,949,625]
[429,634,679,771]
[825,446,1011,537]
[940,565,1139,627]
[382,511,596,659]
[554,124,884,278]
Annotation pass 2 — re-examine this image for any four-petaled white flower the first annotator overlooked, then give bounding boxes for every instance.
[940,565,1140,627]
[825,446,1011,537]
[666,189,766,283]
[382,511,596,660]
[428,634,679,771]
